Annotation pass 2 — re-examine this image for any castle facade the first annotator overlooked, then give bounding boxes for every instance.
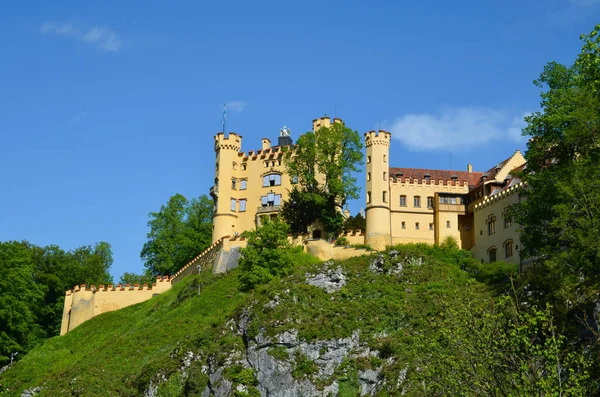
[212,116,526,267]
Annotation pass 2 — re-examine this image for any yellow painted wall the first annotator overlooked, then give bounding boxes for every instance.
[60,277,172,335]
[473,185,523,265]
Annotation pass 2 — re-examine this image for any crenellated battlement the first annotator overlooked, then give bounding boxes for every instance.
[65,276,171,296]
[364,130,391,147]
[214,132,242,151]
[390,178,470,190]
[60,275,172,335]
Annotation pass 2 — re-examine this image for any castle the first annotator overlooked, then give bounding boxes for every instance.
[61,115,526,334]
[211,116,526,267]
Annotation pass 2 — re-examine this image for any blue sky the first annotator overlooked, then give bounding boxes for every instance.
[1,0,598,280]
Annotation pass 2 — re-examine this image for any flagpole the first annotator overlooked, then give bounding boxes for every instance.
[222,104,226,134]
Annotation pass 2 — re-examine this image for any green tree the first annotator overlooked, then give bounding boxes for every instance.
[141,194,213,277]
[344,211,366,232]
[283,121,363,237]
[238,219,293,291]
[119,272,155,286]
[514,25,600,323]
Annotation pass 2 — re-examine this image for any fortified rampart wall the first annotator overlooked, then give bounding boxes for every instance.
[60,276,172,335]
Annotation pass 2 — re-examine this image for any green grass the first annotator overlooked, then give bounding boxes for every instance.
[0,243,512,396]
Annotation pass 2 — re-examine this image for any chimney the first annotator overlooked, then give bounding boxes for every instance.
[467,164,473,174]
[261,138,271,150]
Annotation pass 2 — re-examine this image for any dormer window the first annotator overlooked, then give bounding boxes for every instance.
[424,173,431,182]
[451,174,458,182]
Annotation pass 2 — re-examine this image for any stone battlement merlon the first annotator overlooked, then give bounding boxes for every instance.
[65,276,171,296]
[390,178,470,188]
[364,130,391,147]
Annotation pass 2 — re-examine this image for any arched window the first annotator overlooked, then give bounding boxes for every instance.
[488,247,497,263]
[504,240,513,258]
[487,215,496,235]
[263,173,282,187]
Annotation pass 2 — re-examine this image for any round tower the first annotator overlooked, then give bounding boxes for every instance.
[364,130,391,250]
[211,132,242,243]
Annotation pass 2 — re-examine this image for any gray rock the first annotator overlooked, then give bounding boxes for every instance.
[306,264,346,293]
[20,387,42,397]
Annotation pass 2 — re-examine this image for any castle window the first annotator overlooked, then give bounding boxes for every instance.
[367,156,371,164]
[367,191,371,204]
[242,163,247,171]
[231,199,236,212]
[239,199,247,212]
[487,215,496,235]
[383,154,387,162]
[382,191,387,203]
[383,172,387,181]
[261,193,281,207]
[400,195,407,207]
[446,221,451,228]
[401,221,406,229]
[231,179,236,190]
[415,222,420,230]
[414,196,421,208]
[504,240,513,258]
[367,172,371,182]
[503,207,512,228]
[240,180,247,190]
[488,247,497,263]
[263,173,282,187]
[278,159,282,166]
[427,197,434,208]
[429,223,434,230]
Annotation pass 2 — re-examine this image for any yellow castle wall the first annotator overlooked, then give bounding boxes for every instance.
[60,277,172,335]
[473,185,523,265]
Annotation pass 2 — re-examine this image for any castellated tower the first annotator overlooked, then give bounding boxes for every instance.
[364,130,392,250]
[212,132,242,243]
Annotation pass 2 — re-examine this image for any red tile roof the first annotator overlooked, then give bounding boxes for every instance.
[389,167,484,187]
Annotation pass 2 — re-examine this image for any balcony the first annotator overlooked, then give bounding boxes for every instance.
[436,203,466,214]
[256,205,281,214]
[209,185,218,198]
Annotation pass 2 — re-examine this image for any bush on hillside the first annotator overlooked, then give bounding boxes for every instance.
[238,219,294,291]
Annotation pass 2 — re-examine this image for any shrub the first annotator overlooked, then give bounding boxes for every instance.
[238,219,294,291]
[335,236,349,246]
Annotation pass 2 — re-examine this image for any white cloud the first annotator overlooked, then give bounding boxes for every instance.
[226,101,246,112]
[386,107,529,151]
[40,22,122,52]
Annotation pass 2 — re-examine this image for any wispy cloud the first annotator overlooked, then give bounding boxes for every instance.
[385,107,529,152]
[40,22,122,52]
[65,108,90,128]
[226,101,246,112]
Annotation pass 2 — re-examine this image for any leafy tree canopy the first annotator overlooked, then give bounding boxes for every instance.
[282,122,363,238]
[141,194,213,277]
[0,240,113,366]
[515,24,600,320]
[238,218,293,291]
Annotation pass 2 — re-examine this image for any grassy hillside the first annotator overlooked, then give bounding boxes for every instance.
[3,244,585,396]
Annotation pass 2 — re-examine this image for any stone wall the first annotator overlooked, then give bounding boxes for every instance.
[60,276,172,335]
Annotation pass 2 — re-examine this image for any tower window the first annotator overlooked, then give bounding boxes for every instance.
[240,180,247,190]
[382,191,387,203]
[383,172,387,181]
[230,199,236,212]
[239,199,247,212]
[383,154,387,162]
[261,193,281,207]
[367,172,371,182]
[367,156,371,164]
[232,179,237,190]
